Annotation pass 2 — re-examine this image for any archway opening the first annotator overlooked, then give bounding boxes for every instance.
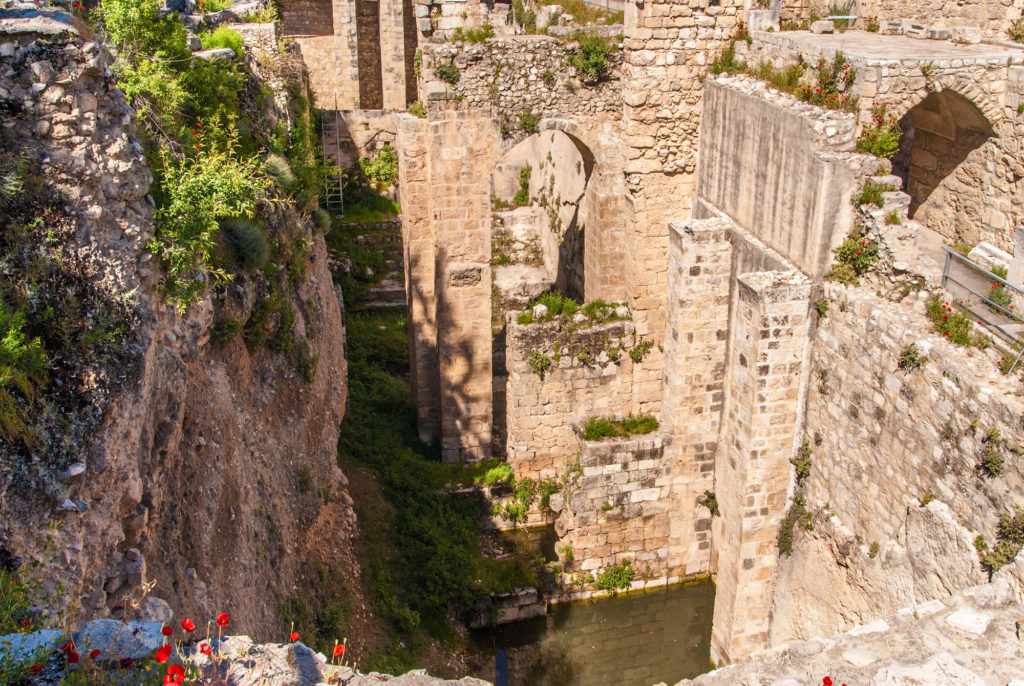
[892,89,994,239]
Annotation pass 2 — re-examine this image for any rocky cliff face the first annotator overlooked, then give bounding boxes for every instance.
[0,3,352,640]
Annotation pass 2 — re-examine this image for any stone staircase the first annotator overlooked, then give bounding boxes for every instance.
[861,172,945,285]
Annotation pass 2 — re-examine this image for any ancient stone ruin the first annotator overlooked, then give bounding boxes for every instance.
[5,0,1024,682]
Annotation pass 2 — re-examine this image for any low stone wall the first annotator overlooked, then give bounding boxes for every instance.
[421,36,623,124]
[504,315,659,479]
[234,22,277,53]
[557,429,671,576]
[769,283,1024,644]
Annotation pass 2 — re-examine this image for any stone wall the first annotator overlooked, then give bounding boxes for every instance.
[678,559,1024,686]
[234,22,277,53]
[281,0,334,36]
[748,31,1024,251]
[695,76,879,277]
[421,36,624,123]
[560,429,673,576]
[857,0,1022,36]
[285,0,360,109]
[504,317,651,479]
[768,283,1024,644]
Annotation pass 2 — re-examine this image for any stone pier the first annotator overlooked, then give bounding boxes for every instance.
[710,270,812,665]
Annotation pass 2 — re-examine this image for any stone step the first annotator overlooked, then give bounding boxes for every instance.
[871,174,904,190]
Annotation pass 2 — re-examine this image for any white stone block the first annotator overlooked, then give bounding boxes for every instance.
[810,20,834,34]
[945,607,991,635]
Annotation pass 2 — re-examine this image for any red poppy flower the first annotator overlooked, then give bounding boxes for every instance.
[165,664,185,685]
[60,640,76,654]
[290,632,299,642]
[161,626,172,636]
[67,650,80,664]
[200,643,212,656]
[181,618,196,632]
[155,644,172,664]
[120,657,133,669]
[90,649,101,659]
[824,678,834,686]
[333,643,346,657]
[216,613,229,627]
[20,618,31,628]
[27,664,44,675]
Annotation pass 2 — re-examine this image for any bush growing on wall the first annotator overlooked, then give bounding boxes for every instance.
[856,106,902,158]
[359,145,400,191]
[568,32,617,82]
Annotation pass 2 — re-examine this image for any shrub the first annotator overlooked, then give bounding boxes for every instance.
[200,26,245,57]
[559,545,574,562]
[926,296,989,347]
[897,343,925,371]
[359,145,399,191]
[813,299,829,317]
[988,264,1013,314]
[211,315,241,343]
[698,490,720,517]
[885,210,901,225]
[854,180,894,207]
[529,350,552,378]
[265,154,298,194]
[435,61,460,86]
[630,338,654,363]
[595,561,634,591]
[149,131,271,313]
[709,41,747,75]
[0,302,47,445]
[518,109,540,133]
[513,164,532,206]
[979,442,1004,477]
[511,0,537,33]
[452,25,494,43]
[408,100,427,118]
[778,512,795,555]
[221,217,270,270]
[582,414,659,440]
[856,106,902,159]
[1008,18,1024,44]
[982,507,1024,574]
[569,33,617,81]
[869,541,880,558]
[826,231,879,285]
[791,442,812,488]
[482,463,514,485]
[920,490,934,506]
[312,207,331,234]
[543,69,555,87]
[538,480,561,510]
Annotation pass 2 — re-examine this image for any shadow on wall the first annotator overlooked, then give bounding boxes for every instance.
[893,89,994,236]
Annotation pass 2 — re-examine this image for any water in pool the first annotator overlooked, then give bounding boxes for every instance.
[471,581,715,686]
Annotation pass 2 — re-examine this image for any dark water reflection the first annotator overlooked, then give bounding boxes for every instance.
[472,581,715,686]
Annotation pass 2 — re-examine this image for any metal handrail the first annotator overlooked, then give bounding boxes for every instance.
[941,246,1024,372]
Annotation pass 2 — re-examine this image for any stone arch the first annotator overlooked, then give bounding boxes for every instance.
[890,88,996,241]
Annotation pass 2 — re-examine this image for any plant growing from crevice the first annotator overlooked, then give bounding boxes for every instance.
[981,506,1024,575]
[582,414,659,441]
[978,428,1005,477]
[897,342,925,371]
[813,299,829,318]
[435,61,460,86]
[568,32,617,82]
[518,109,540,133]
[698,490,720,517]
[513,164,532,207]
[779,443,814,556]
[630,338,654,363]
[920,490,934,506]
[594,560,634,591]
[926,296,991,348]
[826,229,879,285]
[856,105,902,158]
[854,180,896,208]
[529,350,552,379]
[869,541,880,558]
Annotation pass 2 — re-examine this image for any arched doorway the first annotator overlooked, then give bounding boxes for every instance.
[892,89,994,242]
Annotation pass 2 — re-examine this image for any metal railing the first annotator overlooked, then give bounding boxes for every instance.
[941,246,1024,372]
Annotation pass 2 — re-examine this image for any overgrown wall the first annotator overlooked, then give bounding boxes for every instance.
[769,284,1024,644]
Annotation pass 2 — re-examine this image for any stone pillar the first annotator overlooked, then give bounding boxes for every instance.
[583,169,629,303]
[1008,225,1024,288]
[379,0,409,109]
[662,218,734,578]
[621,0,744,339]
[431,111,497,460]
[396,115,440,441]
[330,0,360,109]
[710,270,811,665]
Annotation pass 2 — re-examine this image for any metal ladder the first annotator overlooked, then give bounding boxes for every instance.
[321,94,344,216]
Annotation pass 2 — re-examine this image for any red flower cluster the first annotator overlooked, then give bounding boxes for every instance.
[164,664,185,685]
[155,644,173,664]
[60,639,80,664]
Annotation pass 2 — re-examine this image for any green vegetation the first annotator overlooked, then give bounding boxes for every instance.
[518,109,540,133]
[885,210,901,225]
[897,343,925,371]
[713,47,858,113]
[869,541,880,558]
[514,164,532,206]
[813,299,829,317]
[987,264,1013,314]
[854,180,895,208]
[511,0,537,33]
[826,229,880,285]
[920,490,934,506]
[339,309,539,646]
[630,338,654,363]
[698,490,720,517]
[529,350,553,378]
[210,315,242,344]
[982,507,1024,575]
[595,560,634,591]
[780,443,814,556]
[582,414,659,441]
[436,61,460,86]
[568,33,618,82]
[360,145,400,192]
[925,296,991,348]
[1008,17,1024,43]
[452,25,495,43]
[200,26,245,56]
[408,100,427,118]
[856,106,902,159]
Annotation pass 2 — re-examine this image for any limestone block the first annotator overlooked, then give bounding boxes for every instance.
[951,26,982,44]
[810,20,834,34]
